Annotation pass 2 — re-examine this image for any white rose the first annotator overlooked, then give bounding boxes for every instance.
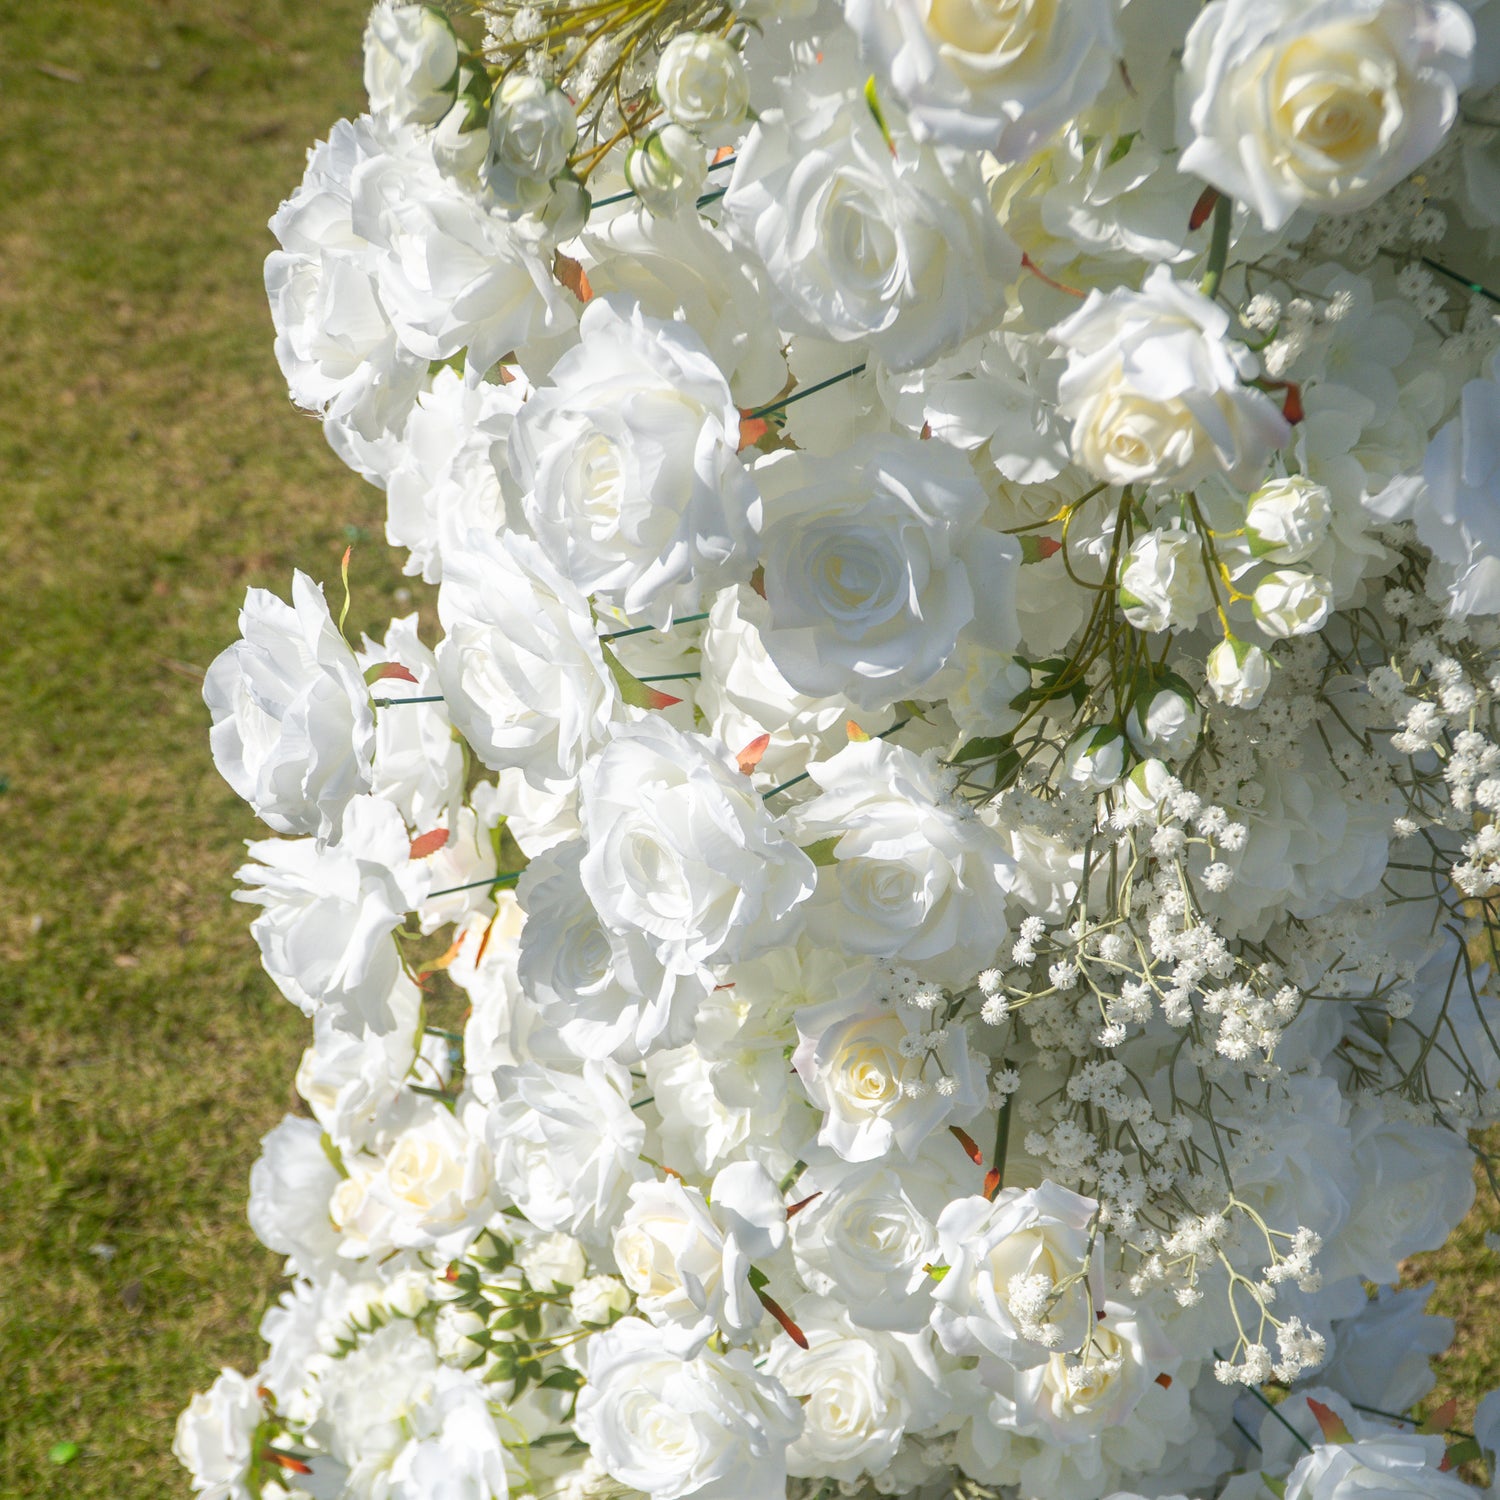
[1125,680,1202,759]
[508,296,757,622]
[236,795,430,1034]
[363,3,459,126]
[930,1183,1103,1368]
[575,1319,802,1500]
[1320,1285,1452,1413]
[1252,568,1333,638]
[174,1369,263,1500]
[725,64,1018,370]
[371,1101,494,1254]
[482,75,578,212]
[1245,475,1333,563]
[625,124,710,218]
[1206,636,1272,708]
[437,528,620,791]
[516,1229,589,1290]
[1053,265,1289,488]
[1117,527,1214,634]
[843,0,1119,157]
[792,739,1017,982]
[579,717,815,979]
[1063,725,1126,789]
[755,439,1020,712]
[655,34,750,144]
[296,990,421,1151]
[1283,1432,1471,1500]
[793,975,986,1161]
[247,1116,343,1273]
[203,571,375,839]
[1179,0,1475,232]
[571,1275,631,1326]
[948,648,1032,743]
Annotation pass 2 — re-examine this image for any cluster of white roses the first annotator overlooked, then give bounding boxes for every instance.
[179,1,1500,1498]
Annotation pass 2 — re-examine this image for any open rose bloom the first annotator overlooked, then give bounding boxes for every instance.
[185,3,1500,1499]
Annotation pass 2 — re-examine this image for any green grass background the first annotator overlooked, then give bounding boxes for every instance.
[0,2,1495,1497]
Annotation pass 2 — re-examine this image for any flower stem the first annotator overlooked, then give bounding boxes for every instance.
[1201,194,1232,300]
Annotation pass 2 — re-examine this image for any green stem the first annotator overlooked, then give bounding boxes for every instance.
[748,364,867,422]
[1201,194,1232,300]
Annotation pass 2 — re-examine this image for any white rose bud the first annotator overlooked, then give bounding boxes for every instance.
[1126,680,1202,759]
[655,33,750,144]
[1064,725,1126,789]
[1122,757,1174,814]
[483,75,578,212]
[1206,636,1272,708]
[1253,568,1332,639]
[1245,475,1332,563]
[1118,527,1214,634]
[364,2,459,126]
[625,123,708,217]
[570,1274,631,1326]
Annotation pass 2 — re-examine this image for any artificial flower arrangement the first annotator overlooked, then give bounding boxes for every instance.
[178,2,1500,1497]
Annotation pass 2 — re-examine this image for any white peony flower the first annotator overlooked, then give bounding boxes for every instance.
[482,76,578,213]
[174,1368,263,1500]
[655,34,750,144]
[843,0,1119,157]
[507,296,758,622]
[1179,0,1475,232]
[204,571,374,840]
[437,527,620,791]
[1052,266,1290,488]
[578,717,816,980]
[235,795,430,1034]
[575,1318,803,1500]
[754,439,1019,712]
[792,739,1017,982]
[930,1183,1103,1368]
[363,3,459,126]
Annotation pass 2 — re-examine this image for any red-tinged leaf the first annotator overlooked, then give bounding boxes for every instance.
[712,144,735,164]
[646,686,682,709]
[475,909,501,968]
[750,564,767,599]
[1189,184,1221,232]
[738,413,769,451]
[1420,1398,1458,1436]
[369,661,420,684]
[1306,1397,1353,1445]
[409,828,450,860]
[1155,1372,1173,1389]
[341,544,353,573]
[949,1125,983,1164]
[257,1386,273,1402]
[982,1168,1003,1200]
[553,250,593,303]
[445,1263,460,1282]
[846,719,871,743]
[1281,382,1304,424]
[786,1192,822,1218]
[497,364,517,384]
[758,1288,810,1349]
[919,421,932,440]
[737,733,772,775]
[1019,534,1063,564]
[263,1452,314,1476]
[602,642,682,711]
[712,981,737,991]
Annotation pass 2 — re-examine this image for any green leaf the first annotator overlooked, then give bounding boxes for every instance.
[1443,1438,1482,1470]
[801,837,841,867]
[1106,131,1138,165]
[540,1368,585,1392]
[747,1265,771,1292]
[48,1443,79,1466]
[924,1262,950,1282]
[1261,1473,1287,1499]
[600,642,683,711]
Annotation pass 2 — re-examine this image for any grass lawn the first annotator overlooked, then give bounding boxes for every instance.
[0,2,1495,1498]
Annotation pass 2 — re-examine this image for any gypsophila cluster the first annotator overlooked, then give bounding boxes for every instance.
[180,3,1500,1499]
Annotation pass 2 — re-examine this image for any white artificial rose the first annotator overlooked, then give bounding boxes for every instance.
[655,34,750,144]
[1206,636,1272,708]
[1053,265,1289,488]
[364,3,459,126]
[948,648,1032,743]
[792,739,1017,982]
[625,124,710,218]
[571,1275,631,1326]
[1063,725,1126,789]
[1245,475,1333,563]
[203,571,375,840]
[930,1183,1103,1368]
[369,1100,494,1254]
[575,1319,802,1500]
[248,1116,343,1272]
[508,295,758,622]
[1125,680,1202,759]
[482,75,578,213]
[1117,527,1214,633]
[1179,0,1475,232]
[1282,1432,1472,1500]
[578,717,815,979]
[436,528,620,791]
[725,63,1019,370]
[485,1060,647,1249]
[236,795,430,1034]
[843,0,1119,157]
[754,439,1020,712]
[1319,1285,1453,1413]
[516,1229,589,1290]
[174,1369,263,1500]
[1252,568,1333,638]
[792,973,986,1161]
